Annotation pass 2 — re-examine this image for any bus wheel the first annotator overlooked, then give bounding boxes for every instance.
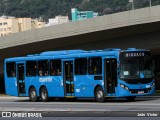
[95,87,105,103]
[126,97,136,102]
[29,87,38,102]
[40,87,48,102]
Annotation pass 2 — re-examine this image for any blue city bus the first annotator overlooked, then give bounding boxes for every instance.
[4,48,155,102]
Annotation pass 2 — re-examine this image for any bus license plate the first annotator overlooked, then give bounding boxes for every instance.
[138,91,144,94]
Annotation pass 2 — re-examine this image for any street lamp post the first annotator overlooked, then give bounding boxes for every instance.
[149,0,152,8]
[129,0,134,10]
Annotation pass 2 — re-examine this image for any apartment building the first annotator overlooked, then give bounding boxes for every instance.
[46,16,69,26]
[71,8,99,21]
[0,16,45,37]
[31,19,46,29]
[0,16,31,36]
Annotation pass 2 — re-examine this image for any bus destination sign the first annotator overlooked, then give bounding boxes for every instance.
[120,51,151,59]
[125,52,145,57]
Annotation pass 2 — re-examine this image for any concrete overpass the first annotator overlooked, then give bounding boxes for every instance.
[1,5,160,57]
[1,5,160,92]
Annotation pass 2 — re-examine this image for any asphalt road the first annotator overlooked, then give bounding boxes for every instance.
[0,96,160,119]
[0,97,160,111]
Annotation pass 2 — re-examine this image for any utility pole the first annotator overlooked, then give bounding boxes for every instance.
[129,0,134,10]
[149,0,152,8]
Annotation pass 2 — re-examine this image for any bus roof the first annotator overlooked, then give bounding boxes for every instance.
[5,48,149,62]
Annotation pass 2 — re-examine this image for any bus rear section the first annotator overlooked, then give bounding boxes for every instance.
[5,61,26,97]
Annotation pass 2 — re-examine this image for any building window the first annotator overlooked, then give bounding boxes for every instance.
[7,27,11,31]
[3,22,7,25]
[88,57,102,75]
[0,23,2,26]
[6,62,16,77]
[50,60,61,76]
[8,33,11,35]
[75,58,87,75]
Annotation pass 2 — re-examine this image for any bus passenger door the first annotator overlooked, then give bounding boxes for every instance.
[63,61,75,96]
[17,63,26,96]
[104,59,117,96]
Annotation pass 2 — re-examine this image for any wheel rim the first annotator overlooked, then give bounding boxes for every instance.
[97,91,103,98]
[41,90,47,100]
[31,90,36,98]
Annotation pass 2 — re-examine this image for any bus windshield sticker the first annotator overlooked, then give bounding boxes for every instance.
[124,71,129,75]
[140,73,144,78]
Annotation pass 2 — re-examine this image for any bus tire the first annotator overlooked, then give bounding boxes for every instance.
[95,86,105,103]
[29,87,38,102]
[40,87,49,102]
[126,96,136,102]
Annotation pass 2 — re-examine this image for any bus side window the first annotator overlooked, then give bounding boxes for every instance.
[50,60,61,76]
[39,67,43,76]
[75,58,87,75]
[88,57,102,75]
[6,62,16,77]
[26,61,37,76]
[38,60,49,76]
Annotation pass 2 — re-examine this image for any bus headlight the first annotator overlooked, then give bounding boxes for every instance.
[151,82,155,89]
[120,84,124,88]
[125,86,129,91]
[120,84,129,91]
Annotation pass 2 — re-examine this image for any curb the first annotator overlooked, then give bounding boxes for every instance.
[137,96,160,98]
[0,97,28,100]
[0,94,28,99]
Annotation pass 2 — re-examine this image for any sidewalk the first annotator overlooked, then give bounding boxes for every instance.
[0,94,28,99]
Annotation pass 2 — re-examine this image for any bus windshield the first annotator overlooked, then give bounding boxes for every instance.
[119,52,154,79]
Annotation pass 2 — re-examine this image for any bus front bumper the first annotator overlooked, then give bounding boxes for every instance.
[116,82,155,97]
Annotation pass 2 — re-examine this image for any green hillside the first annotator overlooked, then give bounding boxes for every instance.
[0,0,160,21]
